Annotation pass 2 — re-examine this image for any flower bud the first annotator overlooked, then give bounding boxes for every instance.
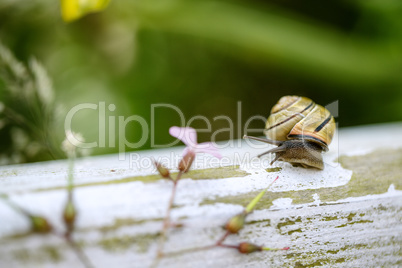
[30,215,52,233]
[238,242,262,254]
[153,160,170,178]
[178,151,195,173]
[63,200,76,234]
[225,212,246,234]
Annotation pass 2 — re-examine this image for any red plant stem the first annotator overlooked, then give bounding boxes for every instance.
[163,181,178,229]
[156,171,183,258]
[162,244,216,259]
[217,243,239,249]
[157,220,231,263]
[153,172,284,265]
[215,231,230,245]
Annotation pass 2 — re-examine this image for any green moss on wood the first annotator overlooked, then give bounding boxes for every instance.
[12,245,63,264]
[287,228,302,235]
[347,213,356,221]
[277,217,302,229]
[266,167,282,172]
[3,231,35,240]
[36,165,250,192]
[247,219,271,227]
[99,233,160,253]
[201,148,402,209]
[335,219,373,228]
[335,258,346,263]
[97,217,163,233]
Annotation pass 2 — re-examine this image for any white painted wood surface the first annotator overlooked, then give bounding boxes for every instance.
[0,123,401,267]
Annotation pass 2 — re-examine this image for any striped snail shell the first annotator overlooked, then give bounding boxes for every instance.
[244,96,335,169]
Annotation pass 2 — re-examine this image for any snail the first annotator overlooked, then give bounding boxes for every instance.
[243,96,335,169]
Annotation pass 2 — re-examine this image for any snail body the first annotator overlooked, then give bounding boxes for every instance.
[244,96,335,169]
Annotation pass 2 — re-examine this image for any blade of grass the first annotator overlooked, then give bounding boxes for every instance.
[245,176,279,213]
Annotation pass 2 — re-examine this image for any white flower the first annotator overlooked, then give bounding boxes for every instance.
[61,131,85,157]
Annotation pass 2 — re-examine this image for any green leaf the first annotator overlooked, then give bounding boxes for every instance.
[127,0,400,86]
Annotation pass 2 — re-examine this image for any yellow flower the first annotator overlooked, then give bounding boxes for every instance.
[60,0,111,22]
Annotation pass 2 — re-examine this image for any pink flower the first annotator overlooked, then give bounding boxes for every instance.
[169,127,222,159]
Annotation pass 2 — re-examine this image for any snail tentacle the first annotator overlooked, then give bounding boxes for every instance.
[270,154,281,165]
[243,135,282,146]
[257,146,285,158]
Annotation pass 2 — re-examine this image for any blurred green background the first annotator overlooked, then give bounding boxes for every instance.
[0,0,401,164]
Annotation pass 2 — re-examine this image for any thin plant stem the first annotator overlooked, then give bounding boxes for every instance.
[151,172,282,266]
[159,180,177,253]
[155,170,184,261]
[154,228,232,262]
[52,232,94,268]
[215,231,230,245]
[67,154,75,191]
[217,244,239,249]
[62,151,93,268]
[1,197,93,268]
[0,196,31,217]
[162,244,216,258]
[175,170,183,181]
[262,246,290,251]
[65,236,94,268]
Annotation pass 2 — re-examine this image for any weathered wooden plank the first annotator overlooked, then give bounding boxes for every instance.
[0,123,401,267]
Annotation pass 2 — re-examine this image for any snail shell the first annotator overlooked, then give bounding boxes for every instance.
[244,96,335,169]
[265,96,335,151]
